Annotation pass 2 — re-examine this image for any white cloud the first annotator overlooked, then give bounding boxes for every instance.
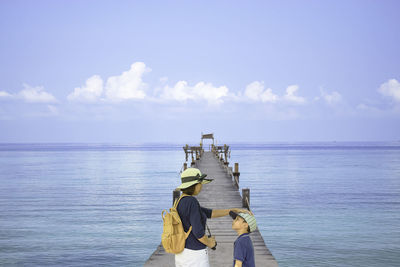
[378,79,400,102]
[18,84,57,103]
[283,85,306,104]
[357,103,377,111]
[244,81,278,103]
[68,75,104,102]
[160,81,229,104]
[0,91,13,98]
[193,82,229,104]
[67,62,151,102]
[105,62,150,101]
[319,89,342,105]
[161,81,193,101]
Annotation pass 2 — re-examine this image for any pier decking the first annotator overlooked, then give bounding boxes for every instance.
[145,149,278,266]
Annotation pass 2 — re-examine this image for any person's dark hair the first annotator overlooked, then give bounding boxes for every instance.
[181,183,198,195]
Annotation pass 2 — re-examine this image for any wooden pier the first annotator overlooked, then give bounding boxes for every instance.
[145,136,278,266]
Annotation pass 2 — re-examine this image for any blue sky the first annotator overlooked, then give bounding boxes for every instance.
[0,0,399,143]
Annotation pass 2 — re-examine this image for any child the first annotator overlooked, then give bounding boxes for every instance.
[229,211,257,267]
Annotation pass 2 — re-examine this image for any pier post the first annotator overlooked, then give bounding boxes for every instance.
[224,144,228,165]
[191,150,196,167]
[242,188,250,210]
[183,163,187,170]
[233,163,240,188]
[173,189,181,205]
[184,144,189,161]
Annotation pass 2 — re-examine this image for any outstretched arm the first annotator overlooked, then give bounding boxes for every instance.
[211,209,230,218]
[211,208,252,218]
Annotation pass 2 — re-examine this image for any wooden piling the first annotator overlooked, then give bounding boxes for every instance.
[223,144,228,165]
[184,144,189,161]
[242,188,250,210]
[233,162,240,188]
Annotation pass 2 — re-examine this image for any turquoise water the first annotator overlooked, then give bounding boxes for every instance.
[0,143,399,266]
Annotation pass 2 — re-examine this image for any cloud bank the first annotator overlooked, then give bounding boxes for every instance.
[3,61,399,122]
[65,62,310,106]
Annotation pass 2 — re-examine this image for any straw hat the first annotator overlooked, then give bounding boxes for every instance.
[177,168,213,189]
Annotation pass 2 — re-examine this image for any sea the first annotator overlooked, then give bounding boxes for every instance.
[0,142,399,267]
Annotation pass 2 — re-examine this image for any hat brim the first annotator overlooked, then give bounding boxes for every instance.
[176,177,213,189]
[229,211,238,219]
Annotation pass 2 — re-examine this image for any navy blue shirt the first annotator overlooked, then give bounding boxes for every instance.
[233,233,255,267]
[177,196,212,250]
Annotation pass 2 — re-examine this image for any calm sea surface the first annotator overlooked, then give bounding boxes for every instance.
[0,143,399,266]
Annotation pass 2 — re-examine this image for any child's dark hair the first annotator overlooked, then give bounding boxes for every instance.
[181,183,197,195]
[239,215,251,233]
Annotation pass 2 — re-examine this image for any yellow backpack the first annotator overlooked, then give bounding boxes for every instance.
[161,195,192,254]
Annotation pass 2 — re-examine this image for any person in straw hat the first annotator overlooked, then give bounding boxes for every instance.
[174,167,250,267]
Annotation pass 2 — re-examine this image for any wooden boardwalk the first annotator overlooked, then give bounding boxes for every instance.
[145,151,278,267]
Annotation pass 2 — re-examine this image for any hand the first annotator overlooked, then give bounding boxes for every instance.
[231,208,253,215]
[207,236,216,248]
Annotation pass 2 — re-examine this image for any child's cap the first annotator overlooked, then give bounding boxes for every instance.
[229,211,257,233]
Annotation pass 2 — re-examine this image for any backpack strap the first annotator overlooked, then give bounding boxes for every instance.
[185,225,192,239]
[161,209,167,220]
[173,194,193,238]
[173,194,187,208]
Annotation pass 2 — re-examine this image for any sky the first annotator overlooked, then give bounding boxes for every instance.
[0,0,399,143]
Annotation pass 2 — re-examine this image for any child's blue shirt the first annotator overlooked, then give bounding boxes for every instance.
[233,233,255,267]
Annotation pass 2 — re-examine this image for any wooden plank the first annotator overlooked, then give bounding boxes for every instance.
[145,151,278,267]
